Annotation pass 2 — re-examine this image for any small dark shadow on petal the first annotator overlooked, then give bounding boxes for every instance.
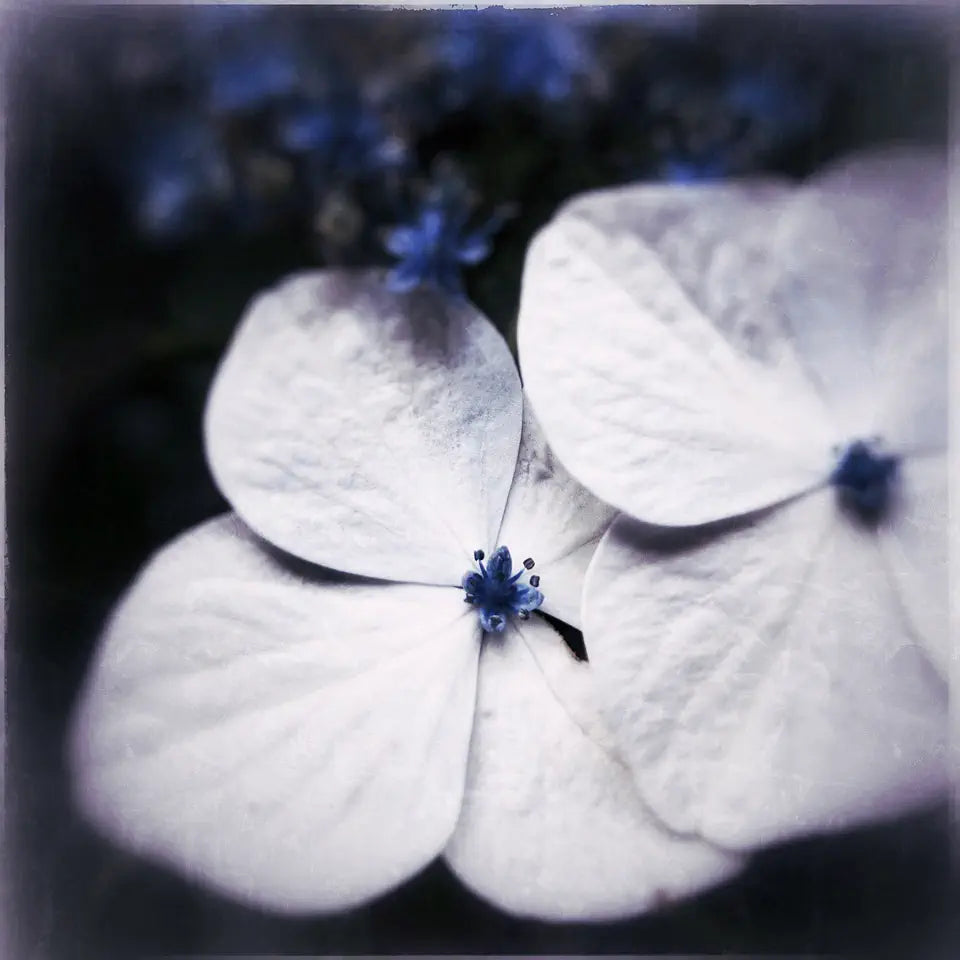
[285,267,370,321]
[302,268,475,363]
[612,493,813,558]
[391,284,476,362]
[538,610,588,662]
[235,517,400,589]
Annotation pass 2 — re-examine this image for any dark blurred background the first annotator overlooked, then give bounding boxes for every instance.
[4,5,955,958]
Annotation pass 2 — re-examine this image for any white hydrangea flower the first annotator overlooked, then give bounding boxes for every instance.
[517,149,949,852]
[69,270,739,920]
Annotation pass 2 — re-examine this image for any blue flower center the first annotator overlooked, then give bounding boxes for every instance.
[830,439,899,522]
[462,546,544,633]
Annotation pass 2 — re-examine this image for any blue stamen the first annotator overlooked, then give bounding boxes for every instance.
[830,439,899,522]
[461,545,544,634]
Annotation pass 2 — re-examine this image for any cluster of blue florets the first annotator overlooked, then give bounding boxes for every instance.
[55,5,888,296]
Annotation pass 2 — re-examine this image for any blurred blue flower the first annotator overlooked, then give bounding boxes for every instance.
[646,57,830,183]
[185,5,318,115]
[124,113,232,241]
[383,180,506,297]
[435,10,596,109]
[577,4,701,37]
[115,6,412,245]
[186,3,272,37]
[725,64,825,146]
[498,18,590,102]
[206,45,302,115]
[662,154,728,184]
[276,95,408,183]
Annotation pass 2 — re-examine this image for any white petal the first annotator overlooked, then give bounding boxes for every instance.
[69,515,480,913]
[585,493,948,852]
[771,148,946,446]
[518,181,834,527]
[878,454,949,676]
[496,400,617,628]
[444,616,740,921]
[206,270,522,585]
[874,280,948,455]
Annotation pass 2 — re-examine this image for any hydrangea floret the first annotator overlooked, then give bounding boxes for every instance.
[517,149,948,852]
[69,270,739,921]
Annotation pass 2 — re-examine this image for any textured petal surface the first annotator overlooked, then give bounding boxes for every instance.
[206,270,522,585]
[497,400,617,628]
[878,454,949,676]
[445,616,739,921]
[874,279,948,456]
[584,492,948,851]
[771,149,947,447]
[70,515,480,913]
[518,180,834,527]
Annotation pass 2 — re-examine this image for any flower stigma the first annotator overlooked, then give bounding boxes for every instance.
[461,546,544,633]
[830,438,899,523]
